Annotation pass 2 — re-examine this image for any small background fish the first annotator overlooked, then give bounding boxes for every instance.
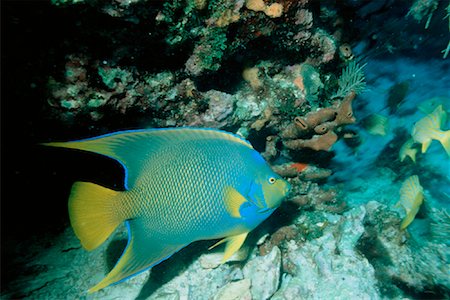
[412,105,450,156]
[396,175,424,229]
[387,81,409,114]
[399,138,419,163]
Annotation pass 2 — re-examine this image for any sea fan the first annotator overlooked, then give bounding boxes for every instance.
[332,61,367,99]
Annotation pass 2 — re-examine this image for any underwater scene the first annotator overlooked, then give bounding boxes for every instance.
[2,0,450,299]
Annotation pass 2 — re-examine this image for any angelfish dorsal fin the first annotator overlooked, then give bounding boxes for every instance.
[42,130,161,190]
[43,128,254,190]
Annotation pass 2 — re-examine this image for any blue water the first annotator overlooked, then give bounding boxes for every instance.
[331,55,450,211]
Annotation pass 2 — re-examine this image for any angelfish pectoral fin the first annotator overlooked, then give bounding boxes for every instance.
[224,186,248,218]
[209,232,249,264]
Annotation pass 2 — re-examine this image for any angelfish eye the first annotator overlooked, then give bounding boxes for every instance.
[268,177,276,184]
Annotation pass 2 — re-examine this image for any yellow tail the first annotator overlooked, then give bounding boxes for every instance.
[69,182,123,251]
[437,130,450,157]
[400,213,415,230]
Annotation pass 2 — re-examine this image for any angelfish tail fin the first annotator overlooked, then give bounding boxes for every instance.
[69,182,125,251]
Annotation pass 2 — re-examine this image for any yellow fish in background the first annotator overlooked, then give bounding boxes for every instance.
[399,138,419,163]
[412,105,450,156]
[396,175,424,229]
[44,128,290,293]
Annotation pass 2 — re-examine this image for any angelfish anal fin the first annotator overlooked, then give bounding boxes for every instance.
[88,220,185,293]
[208,232,249,264]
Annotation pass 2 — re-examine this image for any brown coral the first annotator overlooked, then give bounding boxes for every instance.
[339,43,354,61]
[262,135,280,161]
[264,3,283,18]
[242,67,262,90]
[281,91,357,152]
[289,184,345,213]
[301,107,336,129]
[284,131,338,151]
[280,117,308,139]
[334,91,356,125]
[298,165,332,181]
[271,162,309,178]
[259,225,298,256]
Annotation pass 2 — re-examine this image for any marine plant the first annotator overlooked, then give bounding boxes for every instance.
[332,60,367,100]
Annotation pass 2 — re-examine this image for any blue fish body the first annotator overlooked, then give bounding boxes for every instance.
[44,128,290,292]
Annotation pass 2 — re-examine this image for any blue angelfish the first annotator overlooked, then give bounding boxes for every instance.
[44,128,290,292]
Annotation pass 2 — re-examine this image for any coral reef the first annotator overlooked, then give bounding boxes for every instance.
[359,202,449,298]
[272,206,380,300]
[243,247,281,300]
[8,199,448,299]
[41,1,370,200]
[5,0,450,299]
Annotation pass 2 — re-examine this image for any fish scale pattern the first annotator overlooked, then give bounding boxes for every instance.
[126,138,251,244]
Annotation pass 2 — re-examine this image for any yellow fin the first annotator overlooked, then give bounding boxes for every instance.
[399,138,418,163]
[208,238,227,250]
[400,213,415,229]
[208,232,249,263]
[222,232,249,263]
[408,150,417,163]
[69,182,123,251]
[400,193,423,229]
[436,130,450,157]
[221,232,249,263]
[421,139,431,153]
[224,187,248,218]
